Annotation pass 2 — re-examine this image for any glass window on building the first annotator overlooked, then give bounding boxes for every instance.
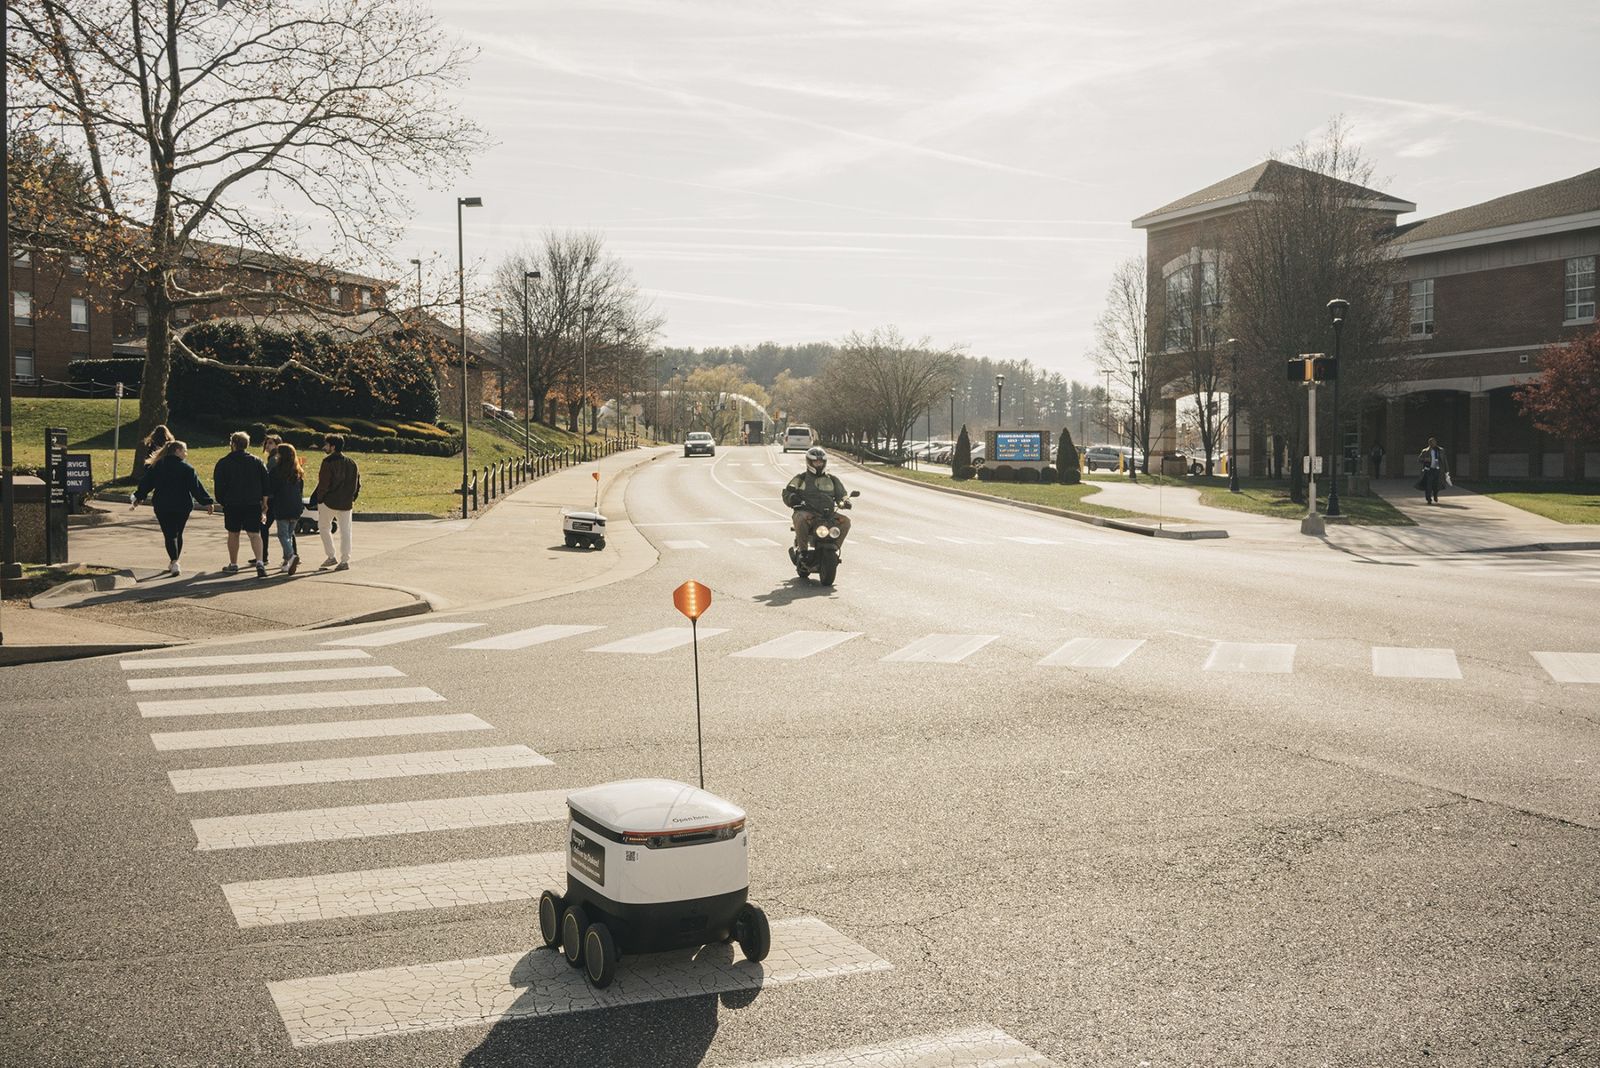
[358,286,372,307]
[1409,279,1434,337]
[13,248,31,267]
[135,306,150,326]
[175,306,191,322]
[14,348,36,379]
[329,283,341,304]
[1165,269,1193,350]
[71,297,89,331]
[69,254,87,274]
[13,291,32,325]
[1567,256,1596,322]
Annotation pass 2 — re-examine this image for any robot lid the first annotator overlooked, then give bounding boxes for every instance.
[567,778,745,836]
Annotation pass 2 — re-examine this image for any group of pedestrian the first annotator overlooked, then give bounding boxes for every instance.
[131,427,360,577]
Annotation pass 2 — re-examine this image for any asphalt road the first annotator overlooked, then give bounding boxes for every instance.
[3,444,1596,1067]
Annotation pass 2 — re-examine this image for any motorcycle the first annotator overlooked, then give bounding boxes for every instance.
[788,490,859,586]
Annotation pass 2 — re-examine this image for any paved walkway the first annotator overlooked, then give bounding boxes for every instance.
[1,448,669,664]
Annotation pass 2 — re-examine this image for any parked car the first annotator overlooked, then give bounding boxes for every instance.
[683,431,715,457]
[1085,445,1146,471]
[782,425,816,452]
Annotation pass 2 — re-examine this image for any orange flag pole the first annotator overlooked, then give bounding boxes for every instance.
[673,581,712,788]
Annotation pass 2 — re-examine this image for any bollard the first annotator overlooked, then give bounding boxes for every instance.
[470,473,478,511]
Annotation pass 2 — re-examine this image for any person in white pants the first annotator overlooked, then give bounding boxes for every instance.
[311,433,360,570]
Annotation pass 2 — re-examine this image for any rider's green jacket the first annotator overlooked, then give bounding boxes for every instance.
[783,471,848,514]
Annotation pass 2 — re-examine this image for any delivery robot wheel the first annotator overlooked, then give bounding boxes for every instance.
[564,535,578,549]
[594,538,607,550]
[734,903,771,963]
[538,890,563,949]
[560,904,589,968]
[583,922,619,988]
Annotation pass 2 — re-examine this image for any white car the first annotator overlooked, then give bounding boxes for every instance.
[782,425,815,452]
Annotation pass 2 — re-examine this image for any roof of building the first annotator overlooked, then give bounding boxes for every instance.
[1133,159,1415,229]
[1388,168,1600,245]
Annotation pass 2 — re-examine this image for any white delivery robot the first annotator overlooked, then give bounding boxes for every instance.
[537,778,772,989]
[561,508,606,550]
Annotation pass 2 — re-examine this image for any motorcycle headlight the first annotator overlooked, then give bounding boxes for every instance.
[829,526,842,538]
[815,524,830,538]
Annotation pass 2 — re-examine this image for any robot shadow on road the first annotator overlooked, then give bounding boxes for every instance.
[753,577,840,607]
[459,943,761,1068]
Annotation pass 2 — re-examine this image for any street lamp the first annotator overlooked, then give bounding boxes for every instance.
[1227,338,1241,493]
[949,387,956,441]
[581,303,594,459]
[456,195,482,520]
[995,374,1005,428]
[523,270,540,461]
[1127,359,1139,482]
[1326,298,1349,517]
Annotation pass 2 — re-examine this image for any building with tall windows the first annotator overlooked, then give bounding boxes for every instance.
[1132,162,1598,481]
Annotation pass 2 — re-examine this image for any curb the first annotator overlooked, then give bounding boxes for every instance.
[845,460,1230,540]
[0,640,183,668]
[1459,541,1600,554]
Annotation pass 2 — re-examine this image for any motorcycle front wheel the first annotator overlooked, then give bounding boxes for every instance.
[818,555,838,586]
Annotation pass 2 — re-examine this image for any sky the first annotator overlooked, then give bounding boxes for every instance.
[399,0,1600,384]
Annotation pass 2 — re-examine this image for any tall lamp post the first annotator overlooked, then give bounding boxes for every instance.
[1227,338,1241,493]
[1127,359,1139,482]
[949,387,956,441]
[523,270,540,461]
[493,307,505,410]
[995,374,1005,428]
[1326,298,1348,517]
[579,303,595,459]
[456,195,482,519]
[669,366,679,439]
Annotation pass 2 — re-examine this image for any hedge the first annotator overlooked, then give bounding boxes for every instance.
[1017,467,1041,484]
[992,465,1017,482]
[194,415,461,456]
[68,358,145,391]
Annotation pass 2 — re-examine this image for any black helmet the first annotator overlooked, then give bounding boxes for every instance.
[805,446,828,473]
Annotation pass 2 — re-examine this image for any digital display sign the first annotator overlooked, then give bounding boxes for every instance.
[994,431,1045,462]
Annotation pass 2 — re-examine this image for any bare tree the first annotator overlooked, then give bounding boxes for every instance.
[7,0,487,447]
[1090,256,1150,464]
[829,328,959,453]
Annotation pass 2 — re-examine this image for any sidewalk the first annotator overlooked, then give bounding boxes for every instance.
[0,447,669,665]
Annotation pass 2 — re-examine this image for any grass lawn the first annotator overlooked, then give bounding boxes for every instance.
[875,465,1162,520]
[1192,477,1414,525]
[0,562,120,602]
[10,398,588,517]
[1459,481,1600,524]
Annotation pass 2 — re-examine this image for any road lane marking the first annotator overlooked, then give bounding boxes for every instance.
[736,537,783,548]
[1531,651,1600,684]
[1039,638,1145,668]
[587,627,728,654]
[1204,642,1296,673]
[222,851,564,928]
[871,535,926,545]
[663,539,710,549]
[732,631,863,660]
[169,744,550,793]
[883,634,999,664]
[1004,536,1061,545]
[734,1026,1056,1067]
[452,624,604,651]
[151,713,492,752]
[935,536,992,545]
[128,666,404,692]
[137,686,445,719]
[635,520,787,527]
[121,650,371,670]
[268,916,891,1047]
[322,622,485,647]
[192,788,570,851]
[1371,647,1462,679]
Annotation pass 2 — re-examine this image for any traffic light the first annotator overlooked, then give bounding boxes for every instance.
[1286,354,1337,382]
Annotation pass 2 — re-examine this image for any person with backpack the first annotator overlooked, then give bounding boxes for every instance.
[268,442,305,575]
[213,430,271,578]
[131,440,213,577]
[311,433,360,570]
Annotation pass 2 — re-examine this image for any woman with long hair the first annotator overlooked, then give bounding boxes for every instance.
[268,442,306,574]
[259,433,281,567]
[141,424,173,467]
[131,440,213,576]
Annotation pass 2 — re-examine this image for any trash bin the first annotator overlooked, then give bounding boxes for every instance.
[10,475,67,563]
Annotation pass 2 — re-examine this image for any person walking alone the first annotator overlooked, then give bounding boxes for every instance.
[1419,436,1448,504]
[131,440,213,576]
[268,442,305,574]
[258,433,281,567]
[312,434,360,570]
[214,430,272,578]
[1369,443,1385,480]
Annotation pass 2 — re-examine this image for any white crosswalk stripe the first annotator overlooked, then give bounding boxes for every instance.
[191,788,570,851]
[1371,647,1462,679]
[732,631,862,660]
[663,539,709,549]
[1204,642,1296,673]
[137,686,445,719]
[322,621,485,647]
[222,851,564,928]
[1039,638,1145,668]
[883,634,998,664]
[267,916,891,1047]
[168,744,550,793]
[587,627,728,654]
[120,649,371,671]
[151,712,492,752]
[127,665,404,692]
[734,1026,1056,1068]
[451,624,603,651]
[1531,651,1600,684]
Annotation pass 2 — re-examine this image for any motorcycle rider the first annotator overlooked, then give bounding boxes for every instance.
[783,446,851,558]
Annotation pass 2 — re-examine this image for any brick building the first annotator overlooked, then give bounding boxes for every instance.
[1132,162,1598,481]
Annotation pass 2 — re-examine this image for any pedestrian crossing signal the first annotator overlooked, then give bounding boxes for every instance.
[1287,354,1337,382]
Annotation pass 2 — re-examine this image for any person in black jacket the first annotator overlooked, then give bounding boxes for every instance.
[213,430,272,578]
[268,442,306,575]
[132,440,213,577]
